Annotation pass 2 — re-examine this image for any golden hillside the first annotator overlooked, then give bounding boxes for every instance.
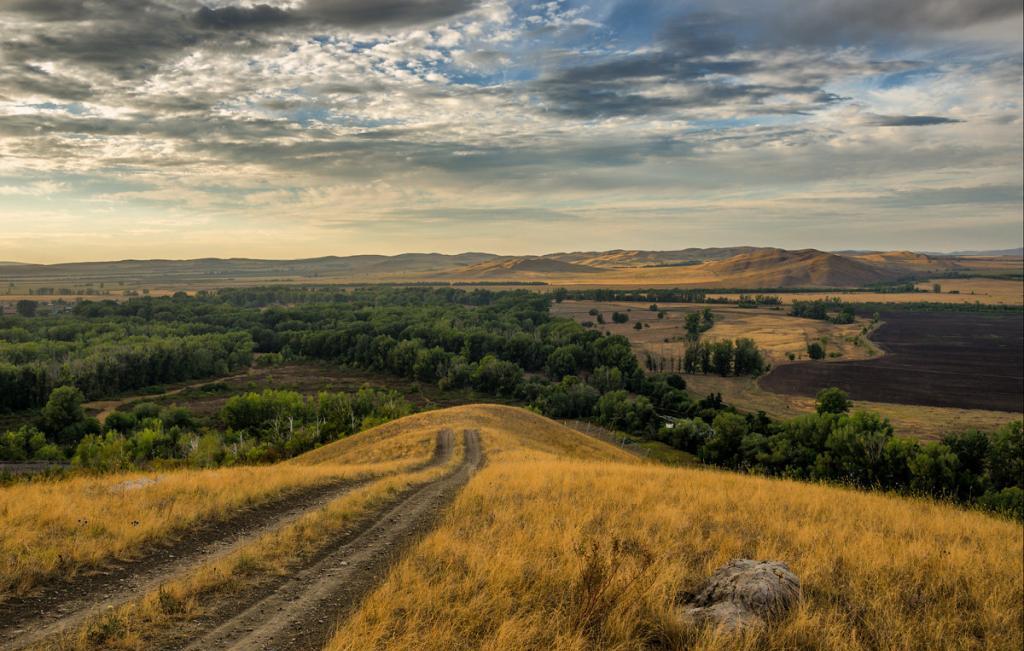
[327,405,1023,651]
[2,405,1020,651]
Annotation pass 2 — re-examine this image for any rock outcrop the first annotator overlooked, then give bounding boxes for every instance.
[679,559,801,631]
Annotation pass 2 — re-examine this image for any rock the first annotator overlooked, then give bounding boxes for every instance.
[679,559,800,631]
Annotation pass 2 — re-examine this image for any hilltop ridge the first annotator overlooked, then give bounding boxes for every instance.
[1,246,1019,292]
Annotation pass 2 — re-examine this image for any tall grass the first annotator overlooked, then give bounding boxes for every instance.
[328,413,1023,650]
[50,440,467,651]
[0,422,437,599]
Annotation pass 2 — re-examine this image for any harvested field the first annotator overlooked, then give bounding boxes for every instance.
[761,311,1024,412]
[708,277,1024,306]
[552,300,876,365]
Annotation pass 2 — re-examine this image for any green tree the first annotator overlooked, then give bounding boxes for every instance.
[987,421,1023,490]
[15,300,37,317]
[815,387,851,414]
[908,442,960,496]
[807,341,825,360]
[684,312,702,340]
[733,338,765,376]
[41,386,95,447]
[700,412,748,468]
[710,340,734,376]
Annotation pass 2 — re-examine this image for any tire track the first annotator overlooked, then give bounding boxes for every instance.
[0,433,452,650]
[182,429,483,651]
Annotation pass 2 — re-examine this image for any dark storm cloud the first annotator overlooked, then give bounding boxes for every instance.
[195,0,479,31]
[531,13,842,120]
[866,115,964,127]
[762,0,1022,44]
[0,64,93,101]
[1,0,481,81]
[300,0,479,29]
[608,0,1023,48]
[193,4,293,30]
[4,0,90,21]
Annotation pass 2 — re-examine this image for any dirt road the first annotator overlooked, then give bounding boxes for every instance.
[82,368,255,422]
[180,428,482,651]
[0,433,455,650]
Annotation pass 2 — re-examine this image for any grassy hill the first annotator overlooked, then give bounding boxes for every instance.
[326,406,1022,651]
[5,247,1020,293]
[0,405,1020,650]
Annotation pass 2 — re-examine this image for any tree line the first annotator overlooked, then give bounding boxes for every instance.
[1,383,411,470]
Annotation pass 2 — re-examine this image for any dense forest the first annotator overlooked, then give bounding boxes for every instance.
[1,287,1020,517]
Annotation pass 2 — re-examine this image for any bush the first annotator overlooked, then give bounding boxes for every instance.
[815,387,851,415]
[104,410,137,434]
[73,432,133,472]
[0,426,63,461]
[807,342,825,360]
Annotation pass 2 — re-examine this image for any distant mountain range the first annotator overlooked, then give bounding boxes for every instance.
[1,247,1020,291]
[941,247,1024,257]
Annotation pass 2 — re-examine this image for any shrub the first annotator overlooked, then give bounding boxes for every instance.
[815,387,851,414]
[807,342,825,360]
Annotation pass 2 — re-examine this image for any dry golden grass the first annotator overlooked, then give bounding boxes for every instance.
[0,423,436,600]
[552,301,877,366]
[328,432,1024,651]
[46,442,467,651]
[710,277,1024,306]
[682,373,1022,441]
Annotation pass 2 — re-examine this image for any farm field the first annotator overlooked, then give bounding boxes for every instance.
[761,311,1024,413]
[708,277,1024,306]
[553,300,1023,439]
[681,373,1020,441]
[551,300,878,365]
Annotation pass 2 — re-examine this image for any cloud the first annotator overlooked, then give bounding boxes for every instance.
[0,0,1020,261]
[865,114,964,127]
[193,4,294,30]
[194,1,480,31]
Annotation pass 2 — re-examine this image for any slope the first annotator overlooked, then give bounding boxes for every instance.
[327,407,1023,651]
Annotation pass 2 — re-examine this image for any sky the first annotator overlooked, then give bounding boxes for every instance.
[0,0,1021,263]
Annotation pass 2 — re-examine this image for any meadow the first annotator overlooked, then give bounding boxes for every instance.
[3,405,1021,650]
[328,407,1024,650]
[0,423,436,600]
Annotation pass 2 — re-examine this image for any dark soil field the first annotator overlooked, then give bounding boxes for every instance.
[760,311,1024,412]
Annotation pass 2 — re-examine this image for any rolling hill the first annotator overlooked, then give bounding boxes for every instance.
[702,248,899,287]
[3,246,1020,292]
[3,405,1019,650]
[451,256,605,276]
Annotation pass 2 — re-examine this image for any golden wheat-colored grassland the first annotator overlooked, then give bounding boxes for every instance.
[45,405,634,650]
[0,425,437,600]
[329,408,1024,651]
[552,301,877,364]
[49,432,468,651]
[708,277,1024,306]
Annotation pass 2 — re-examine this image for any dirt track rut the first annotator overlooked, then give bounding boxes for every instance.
[0,433,452,650]
[180,428,483,651]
